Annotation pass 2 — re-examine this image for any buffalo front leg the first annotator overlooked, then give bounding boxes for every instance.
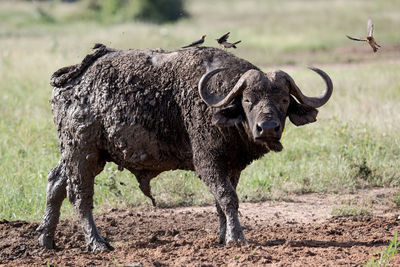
[65,150,112,251]
[196,166,246,245]
[37,161,67,249]
[215,172,241,244]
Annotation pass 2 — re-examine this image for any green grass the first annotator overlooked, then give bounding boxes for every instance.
[240,121,400,200]
[331,196,376,218]
[331,197,373,217]
[365,231,400,267]
[0,0,400,221]
[393,191,400,208]
[332,205,372,217]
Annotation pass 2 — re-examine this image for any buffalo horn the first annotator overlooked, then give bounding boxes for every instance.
[198,68,247,108]
[288,67,333,108]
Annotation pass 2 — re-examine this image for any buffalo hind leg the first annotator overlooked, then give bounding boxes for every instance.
[37,161,67,249]
[215,202,226,244]
[65,149,112,251]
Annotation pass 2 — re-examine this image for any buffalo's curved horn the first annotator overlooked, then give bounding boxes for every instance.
[198,68,247,108]
[288,67,333,108]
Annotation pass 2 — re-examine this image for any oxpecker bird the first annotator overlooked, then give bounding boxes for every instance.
[182,34,206,48]
[346,18,381,52]
[216,32,241,49]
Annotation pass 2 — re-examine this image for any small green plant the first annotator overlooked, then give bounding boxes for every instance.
[393,191,400,208]
[113,255,121,267]
[332,205,371,217]
[364,231,399,267]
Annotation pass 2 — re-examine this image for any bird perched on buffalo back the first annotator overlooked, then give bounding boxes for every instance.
[182,34,206,48]
[346,18,381,53]
[216,32,242,49]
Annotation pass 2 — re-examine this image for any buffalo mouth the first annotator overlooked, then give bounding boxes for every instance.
[254,137,283,152]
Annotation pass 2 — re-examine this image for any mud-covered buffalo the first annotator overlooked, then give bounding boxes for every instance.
[37,45,333,251]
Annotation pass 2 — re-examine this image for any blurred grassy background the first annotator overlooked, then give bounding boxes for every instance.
[0,0,399,221]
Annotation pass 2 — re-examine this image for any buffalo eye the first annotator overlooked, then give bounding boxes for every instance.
[282,98,289,105]
[243,99,252,105]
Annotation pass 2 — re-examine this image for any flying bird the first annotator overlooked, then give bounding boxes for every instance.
[216,32,230,44]
[216,32,241,49]
[182,34,206,48]
[346,18,381,52]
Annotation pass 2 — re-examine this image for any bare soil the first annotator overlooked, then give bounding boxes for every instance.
[1,188,399,266]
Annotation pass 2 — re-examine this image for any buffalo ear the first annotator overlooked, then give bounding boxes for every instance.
[211,103,243,127]
[288,96,318,126]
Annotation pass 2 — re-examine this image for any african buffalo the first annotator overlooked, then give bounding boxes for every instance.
[37,45,333,251]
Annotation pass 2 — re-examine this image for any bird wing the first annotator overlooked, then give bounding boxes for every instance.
[217,32,230,43]
[346,35,366,42]
[367,18,374,37]
[190,38,203,46]
[182,38,203,48]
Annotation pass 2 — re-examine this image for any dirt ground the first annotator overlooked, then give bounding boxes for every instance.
[1,188,399,266]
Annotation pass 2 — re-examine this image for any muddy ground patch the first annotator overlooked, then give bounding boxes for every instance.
[1,188,399,266]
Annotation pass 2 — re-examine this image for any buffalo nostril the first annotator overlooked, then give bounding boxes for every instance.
[256,123,263,133]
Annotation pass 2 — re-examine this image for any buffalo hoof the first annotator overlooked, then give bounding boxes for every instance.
[218,235,225,245]
[225,230,247,246]
[226,238,248,246]
[87,238,114,252]
[218,229,227,244]
[38,233,56,249]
